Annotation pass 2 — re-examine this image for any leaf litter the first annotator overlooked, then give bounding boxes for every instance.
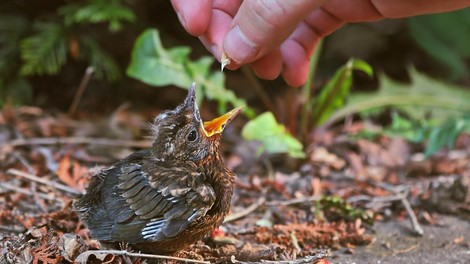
[1,105,469,263]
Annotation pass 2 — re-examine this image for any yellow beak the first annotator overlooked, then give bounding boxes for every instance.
[203,106,243,137]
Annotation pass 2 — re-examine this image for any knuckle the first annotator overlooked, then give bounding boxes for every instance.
[250,0,287,30]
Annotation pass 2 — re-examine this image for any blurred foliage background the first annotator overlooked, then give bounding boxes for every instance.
[1,0,469,157]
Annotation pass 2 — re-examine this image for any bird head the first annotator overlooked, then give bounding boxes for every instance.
[151,83,242,162]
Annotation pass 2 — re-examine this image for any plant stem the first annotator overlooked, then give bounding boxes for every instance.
[68,66,94,116]
[299,39,323,139]
[241,65,276,115]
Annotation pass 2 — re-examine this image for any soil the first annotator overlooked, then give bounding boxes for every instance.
[334,215,470,264]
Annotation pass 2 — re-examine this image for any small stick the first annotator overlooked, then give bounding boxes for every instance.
[75,250,210,264]
[2,137,152,150]
[0,182,61,202]
[0,224,26,234]
[230,250,329,264]
[401,197,424,236]
[224,196,266,223]
[266,195,321,206]
[7,169,83,196]
[369,181,424,236]
[392,242,420,254]
[69,66,94,116]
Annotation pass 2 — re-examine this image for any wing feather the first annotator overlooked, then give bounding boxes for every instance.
[103,161,216,242]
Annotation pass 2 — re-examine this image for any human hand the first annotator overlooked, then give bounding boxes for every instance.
[171,0,470,87]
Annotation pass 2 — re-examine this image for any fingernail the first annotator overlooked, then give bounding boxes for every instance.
[209,45,219,59]
[224,26,257,63]
[176,12,187,30]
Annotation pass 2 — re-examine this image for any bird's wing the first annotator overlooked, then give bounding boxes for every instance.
[107,162,216,243]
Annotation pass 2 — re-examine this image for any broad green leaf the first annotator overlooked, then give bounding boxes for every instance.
[345,68,470,122]
[242,112,305,158]
[127,29,193,88]
[408,9,470,80]
[127,29,247,114]
[312,59,372,126]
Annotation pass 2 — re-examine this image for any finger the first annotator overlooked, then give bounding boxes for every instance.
[370,0,470,18]
[200,35,241,71]
[199,9,234,60]
[250,48,283,80]
[321,0,383,22]
[197,0,243,70]
[224,0,325,64]
[305,7,345,39]
[280,7,344,87]
[171,0,212,36]
[280,39,311,88]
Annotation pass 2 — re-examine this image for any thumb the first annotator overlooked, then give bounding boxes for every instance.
[224,0,324,64]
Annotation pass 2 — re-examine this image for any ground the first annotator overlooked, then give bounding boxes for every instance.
[1,105,469,263]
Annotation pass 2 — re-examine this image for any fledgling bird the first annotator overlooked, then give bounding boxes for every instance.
[74,83,241,254]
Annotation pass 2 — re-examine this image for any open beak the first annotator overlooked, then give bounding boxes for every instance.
[203,106,243,137]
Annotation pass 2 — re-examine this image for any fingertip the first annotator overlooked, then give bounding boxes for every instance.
[200,36,240,71]
[171,0,212,36]
[281,41,310,87]
[250,49,283,80]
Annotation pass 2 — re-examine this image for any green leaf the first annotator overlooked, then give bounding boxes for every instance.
[408,9,470,80]
[242,112,305,158]
[425,116,469,157]
[385,112,428,143]
[127,29,193,88]
[311,59,373,126]
[0,77,32,106]
[327,68,470,126]
[0,14,30,76]
[20,22,67,76]
[127,29,247,113]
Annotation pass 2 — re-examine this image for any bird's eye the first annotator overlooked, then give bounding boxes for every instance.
[187,130,198,142]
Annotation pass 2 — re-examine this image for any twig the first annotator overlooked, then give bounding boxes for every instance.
[7,169,83,196]
[290,231,301,254]
[0,224,26,234]
[1,137,152,151]
[69,66,94,116]
[369,181,424,236]
[12,152,34,174]
[392,242,420,254]
[347,193,407,210]
[230,250,329,263]
[75,250,209,264]
[224,196,266,223]
[266,195,321,206]
[401,197,424,236]
[0,182,62,202]
[12,152,48,212]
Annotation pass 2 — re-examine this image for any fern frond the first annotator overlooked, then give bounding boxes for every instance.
[59,0,135,31]
[79,37,121,81]
[20,22,68,76]
[0,14,30,75]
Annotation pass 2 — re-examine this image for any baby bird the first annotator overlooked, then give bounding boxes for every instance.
[75,83,241,254]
